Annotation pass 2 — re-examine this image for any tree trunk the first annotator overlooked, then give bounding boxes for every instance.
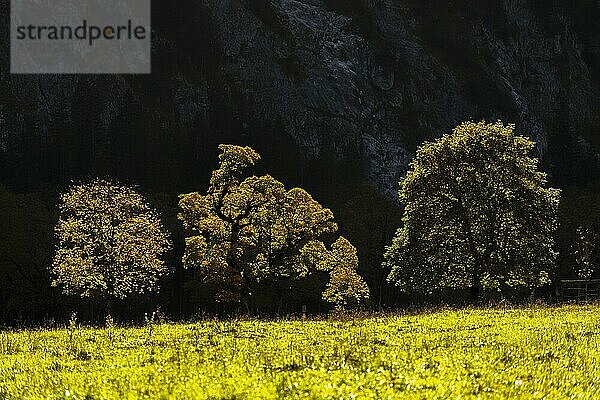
[89,297,94,323]
[378,273,386,312]
[499,282,510,302]
[470,265,481,304]
[105,298,113,323]
[276,282,284,315]
[241,296,251,315]
[238,279,252,316]
[469,285,480,304]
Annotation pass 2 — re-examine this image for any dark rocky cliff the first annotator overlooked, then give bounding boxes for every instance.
[0,0,599,317]
[0,0,598,195]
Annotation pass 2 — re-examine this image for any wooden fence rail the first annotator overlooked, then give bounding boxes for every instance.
[559,279,600,303]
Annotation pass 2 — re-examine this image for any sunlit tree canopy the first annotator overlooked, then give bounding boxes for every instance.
[179,145,369,307]
[384,121,560,301]
[52,179,172,300]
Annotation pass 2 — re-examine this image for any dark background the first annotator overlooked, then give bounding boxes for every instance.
[0,0,598,323]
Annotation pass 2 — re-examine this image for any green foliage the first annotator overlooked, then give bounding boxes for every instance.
[384,121,560,299]
[179,145,367,306]
[52,179,172,300]
[558,182,600,279]
[338,180,402,307]
[574,226,596,279]
[1,306,600,398]
[321,237,370,309]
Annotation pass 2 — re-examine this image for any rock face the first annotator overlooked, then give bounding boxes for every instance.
[0,0,598,195]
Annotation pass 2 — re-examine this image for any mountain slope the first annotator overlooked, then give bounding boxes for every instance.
[0,0,598,194]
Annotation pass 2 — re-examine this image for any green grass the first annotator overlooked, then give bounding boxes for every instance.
[1,305,600,399]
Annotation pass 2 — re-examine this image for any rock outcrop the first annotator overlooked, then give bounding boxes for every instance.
[0,0,598,195]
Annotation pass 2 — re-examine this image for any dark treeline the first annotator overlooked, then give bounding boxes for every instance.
[1,1,599,324]
[0,130,598,325]
[0,154,407,324]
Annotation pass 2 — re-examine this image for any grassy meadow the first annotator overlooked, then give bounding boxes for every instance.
[1,305,600,399]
